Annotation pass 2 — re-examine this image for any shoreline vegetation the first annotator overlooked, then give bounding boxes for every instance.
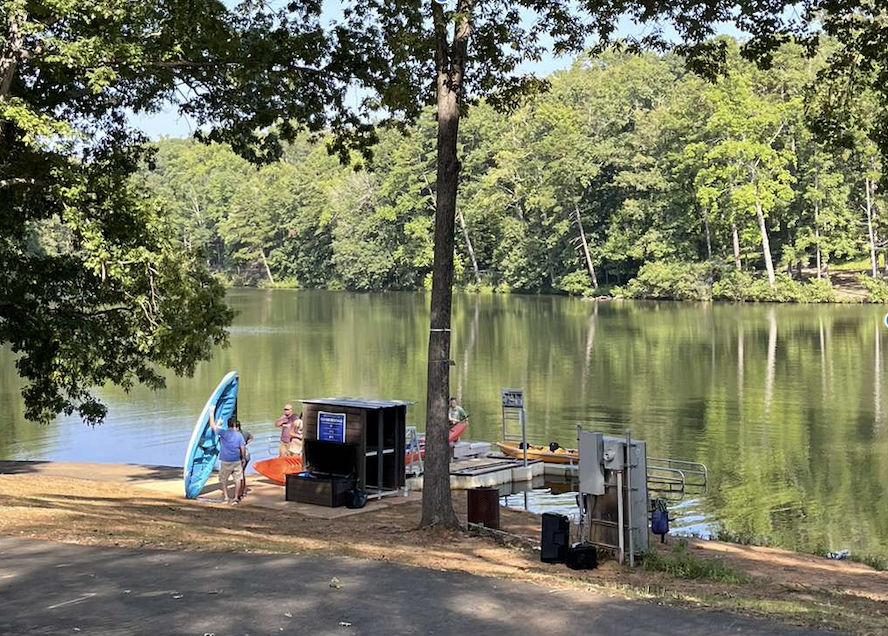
[219,266,888,304]
[0,470,886,635]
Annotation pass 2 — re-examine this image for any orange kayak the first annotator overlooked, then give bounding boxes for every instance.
[253,455,303,485]
[407,422,468,462]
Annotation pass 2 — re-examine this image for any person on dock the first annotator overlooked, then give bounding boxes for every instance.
[448,397,468,429]
[288,411,304,456]
[209,410,246,504]
[275,404,298,457]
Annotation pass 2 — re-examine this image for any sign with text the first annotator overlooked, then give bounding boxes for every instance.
[501,388,524,408]
[317,411,346,443]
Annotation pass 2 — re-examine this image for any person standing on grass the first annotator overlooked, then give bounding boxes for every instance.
[209,410,245,504]
[275,404,298,456]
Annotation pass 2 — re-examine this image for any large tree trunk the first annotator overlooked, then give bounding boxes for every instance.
[866,175,878,278]
[755,196,776,289]
[731,223,742,271]
[421,0,472,530]
[456,207,480,284]
[573,204,598,289]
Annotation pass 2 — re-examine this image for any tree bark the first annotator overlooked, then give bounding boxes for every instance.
[702,207,712,261]
[573,204,598,289]
[421,0,472,530]
[457,207,480,285]
[731,223,742,271]
[866,175,878,278]
[756,198,776,289]
[259,248,275,285]
[0,6,26,143]
[814,169,822,278]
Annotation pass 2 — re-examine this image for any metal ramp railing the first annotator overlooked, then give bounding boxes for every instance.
[646,457,708,501]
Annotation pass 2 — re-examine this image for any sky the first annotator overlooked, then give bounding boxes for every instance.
[130,2,744,140]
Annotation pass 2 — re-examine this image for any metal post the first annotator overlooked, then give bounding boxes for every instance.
[616,469,625,564]
[576,424,584,543]
[520,408,527,468]
[377,409,384,496]
[626,429,634,567]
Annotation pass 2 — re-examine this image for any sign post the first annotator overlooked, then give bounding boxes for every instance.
[501,388,527,467]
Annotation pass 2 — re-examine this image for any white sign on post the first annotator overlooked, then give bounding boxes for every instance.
[501,388,524,408]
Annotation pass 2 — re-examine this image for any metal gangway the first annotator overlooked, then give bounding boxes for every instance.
[646,457,708,501]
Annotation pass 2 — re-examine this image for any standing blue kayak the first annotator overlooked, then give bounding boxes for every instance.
[183,371,239,498]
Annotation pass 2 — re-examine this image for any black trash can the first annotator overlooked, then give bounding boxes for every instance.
[467,486,500,529]
[540,513,570,563]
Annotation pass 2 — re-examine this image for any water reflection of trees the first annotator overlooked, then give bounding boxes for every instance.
[1,293,886,557]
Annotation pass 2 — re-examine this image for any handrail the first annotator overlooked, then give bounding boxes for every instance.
[648,457,708,492]
[647,465,686,501]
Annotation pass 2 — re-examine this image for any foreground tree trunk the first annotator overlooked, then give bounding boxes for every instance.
[421,0,472,529]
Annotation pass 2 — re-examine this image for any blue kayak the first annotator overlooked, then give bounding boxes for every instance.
[183,371,239,498]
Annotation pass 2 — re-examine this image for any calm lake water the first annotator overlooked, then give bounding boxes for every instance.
[2,289,887,558]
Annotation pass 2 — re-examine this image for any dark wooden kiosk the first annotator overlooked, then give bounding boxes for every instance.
[285,398,409,507]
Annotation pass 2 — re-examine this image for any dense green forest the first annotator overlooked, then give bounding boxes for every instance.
[140,39,888,302]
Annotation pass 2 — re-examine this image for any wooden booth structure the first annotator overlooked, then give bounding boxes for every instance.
[285,398,409,507]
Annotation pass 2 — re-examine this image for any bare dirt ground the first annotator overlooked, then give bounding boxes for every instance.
[0,472,886,635]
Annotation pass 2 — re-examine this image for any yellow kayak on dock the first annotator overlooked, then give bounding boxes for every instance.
[495,442,578,464]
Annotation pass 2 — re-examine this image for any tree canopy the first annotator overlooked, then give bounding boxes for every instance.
[141,41,884,298]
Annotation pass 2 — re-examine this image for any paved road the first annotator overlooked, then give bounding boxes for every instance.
[0,537,843,636]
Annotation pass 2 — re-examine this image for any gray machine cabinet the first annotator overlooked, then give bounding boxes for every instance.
[579,431,605,495]
[578,430,649,556]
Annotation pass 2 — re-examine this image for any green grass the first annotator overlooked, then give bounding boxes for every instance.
[642,540,750,584]
[832,255,879,271]
[850,553,888,571]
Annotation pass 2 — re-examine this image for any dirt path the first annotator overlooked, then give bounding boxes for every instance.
[0,465,886,635]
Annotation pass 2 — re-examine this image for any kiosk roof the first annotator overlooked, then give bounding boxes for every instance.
[301,397,414,409]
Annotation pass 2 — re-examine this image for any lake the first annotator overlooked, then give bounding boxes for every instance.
[1,289,886,558]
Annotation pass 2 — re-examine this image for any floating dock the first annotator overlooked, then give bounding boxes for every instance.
[406,447,567,491]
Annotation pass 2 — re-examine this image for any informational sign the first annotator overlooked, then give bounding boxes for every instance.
[501,388,524,408]
[318,411,346,443]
